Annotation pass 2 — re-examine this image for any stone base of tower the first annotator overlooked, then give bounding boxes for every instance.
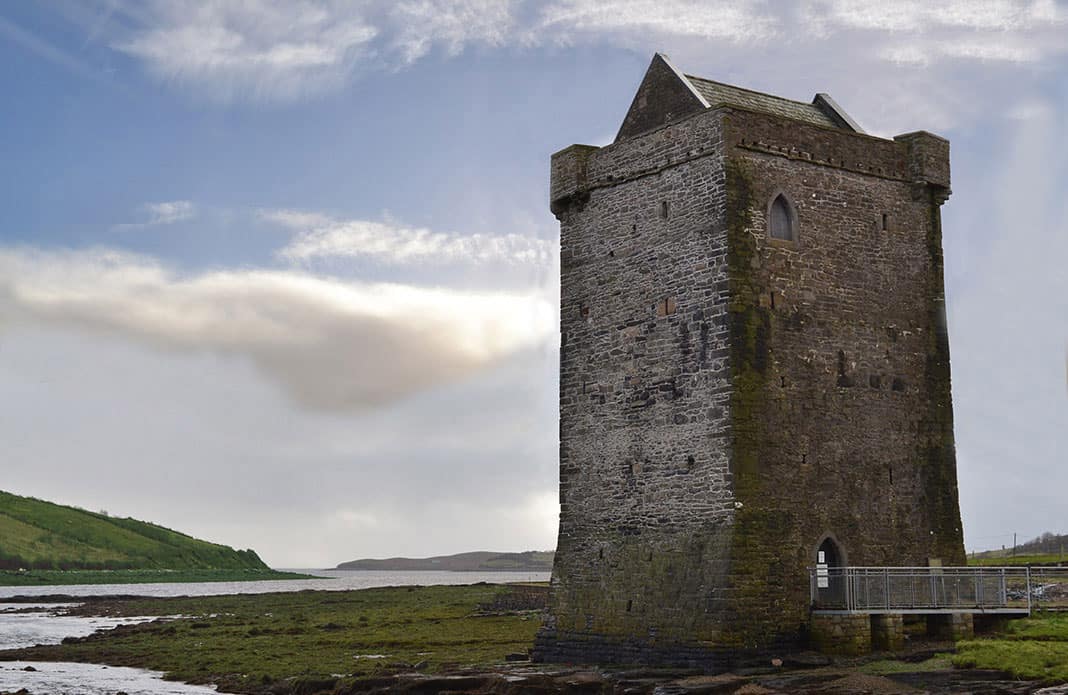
[532,628,795,671]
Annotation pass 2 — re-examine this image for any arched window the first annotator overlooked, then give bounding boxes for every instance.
[768,193,796,241]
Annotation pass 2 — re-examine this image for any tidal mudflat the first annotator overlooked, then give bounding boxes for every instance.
[3,585,1068,694]
[0,584,545,693]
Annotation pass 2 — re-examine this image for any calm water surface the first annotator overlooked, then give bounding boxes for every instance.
[0,569,551,599]
[0,571,549,693]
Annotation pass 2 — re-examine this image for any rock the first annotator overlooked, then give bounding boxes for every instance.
[21,666,36,672]
[505,652,529,662]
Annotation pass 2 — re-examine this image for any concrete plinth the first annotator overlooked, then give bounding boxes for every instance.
[811,614,871,656]
[870,614,905,651]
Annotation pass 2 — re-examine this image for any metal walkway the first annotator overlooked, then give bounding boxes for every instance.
[809,566,1068,615]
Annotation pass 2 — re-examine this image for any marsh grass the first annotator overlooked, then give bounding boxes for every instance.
[858,655,953,675]
[954,612,1068,682]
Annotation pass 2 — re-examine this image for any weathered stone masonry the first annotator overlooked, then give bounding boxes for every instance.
[536,54,965,667]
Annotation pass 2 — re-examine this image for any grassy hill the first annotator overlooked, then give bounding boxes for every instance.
[0,489,268,572]
[336,550,554,572]
[970,532,1068,567]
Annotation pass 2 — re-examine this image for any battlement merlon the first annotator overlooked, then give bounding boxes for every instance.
[550,144,600,219]
[893,131,951,204]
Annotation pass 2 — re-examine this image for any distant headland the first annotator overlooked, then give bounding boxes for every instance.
[336,550,554,572]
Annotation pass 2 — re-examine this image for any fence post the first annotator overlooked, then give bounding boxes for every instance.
[1026,566,1032,615]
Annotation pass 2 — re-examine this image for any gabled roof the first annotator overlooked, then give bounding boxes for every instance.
[614,53,864,143]
[685,75,838,129]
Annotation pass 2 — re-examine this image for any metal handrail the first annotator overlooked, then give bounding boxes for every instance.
[808,566,1061,614]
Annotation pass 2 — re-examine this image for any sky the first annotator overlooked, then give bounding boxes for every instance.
[1,1,1066,567]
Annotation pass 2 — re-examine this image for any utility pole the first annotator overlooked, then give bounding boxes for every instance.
[1012,533,1017,559]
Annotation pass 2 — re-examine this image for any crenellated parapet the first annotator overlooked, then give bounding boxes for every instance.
[894,131,952,204]
[550,144,599,219]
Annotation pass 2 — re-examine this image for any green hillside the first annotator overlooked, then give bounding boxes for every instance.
[0,490,268,571]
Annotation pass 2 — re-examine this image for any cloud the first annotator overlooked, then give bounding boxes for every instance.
[537,0,780,42]
[99,0,517,101]
[805,0,1063,33]
[802,0,1067,66]
[265,210,555,267]
[111,1,379,101]
[0,247,555,410]
[80,1,1067,104]
[388,0,519,64]
[113,200,196,230]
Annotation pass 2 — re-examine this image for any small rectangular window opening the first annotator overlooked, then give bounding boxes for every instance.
[657,298,677,317]
[660,201,669,220]
[881,213,889,231]
[626,599,633,612]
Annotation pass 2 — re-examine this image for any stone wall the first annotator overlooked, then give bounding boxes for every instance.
[719,107,965,646]
[871,614,905,651]
[545,107,737,653]
[539,97,966,665]
[810,614,872,656]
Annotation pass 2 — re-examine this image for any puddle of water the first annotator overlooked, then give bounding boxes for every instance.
[0,661,217,694]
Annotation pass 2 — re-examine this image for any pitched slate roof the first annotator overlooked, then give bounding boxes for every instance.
[685,75,840,129]
[614,54,864,143]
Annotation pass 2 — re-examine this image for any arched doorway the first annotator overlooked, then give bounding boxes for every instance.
[815,535,846,608]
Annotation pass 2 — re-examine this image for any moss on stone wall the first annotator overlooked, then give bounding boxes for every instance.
[723,155,799,648]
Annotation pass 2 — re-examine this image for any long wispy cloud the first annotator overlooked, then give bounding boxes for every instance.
[67,0,1066,104]
[0,247,555,410]
[112,200,197,231]
[264,210,554,267]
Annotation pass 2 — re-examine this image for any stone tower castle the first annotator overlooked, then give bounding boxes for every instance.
[536,54,966,666]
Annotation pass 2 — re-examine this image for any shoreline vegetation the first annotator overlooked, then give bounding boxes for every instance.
[2,584,1066,694]
[0,568,315,587]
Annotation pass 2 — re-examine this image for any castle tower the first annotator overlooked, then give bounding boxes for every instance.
[536,54,965,667]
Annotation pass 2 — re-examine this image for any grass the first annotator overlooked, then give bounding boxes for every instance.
[954,612,1068,682]
[857,655,953,675]
[0,567,314,586]
[0,584,542,693]
[0,489,269,572]
[969,553,1068,567]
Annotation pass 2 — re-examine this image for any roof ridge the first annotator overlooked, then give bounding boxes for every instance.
[683,74,816,109]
